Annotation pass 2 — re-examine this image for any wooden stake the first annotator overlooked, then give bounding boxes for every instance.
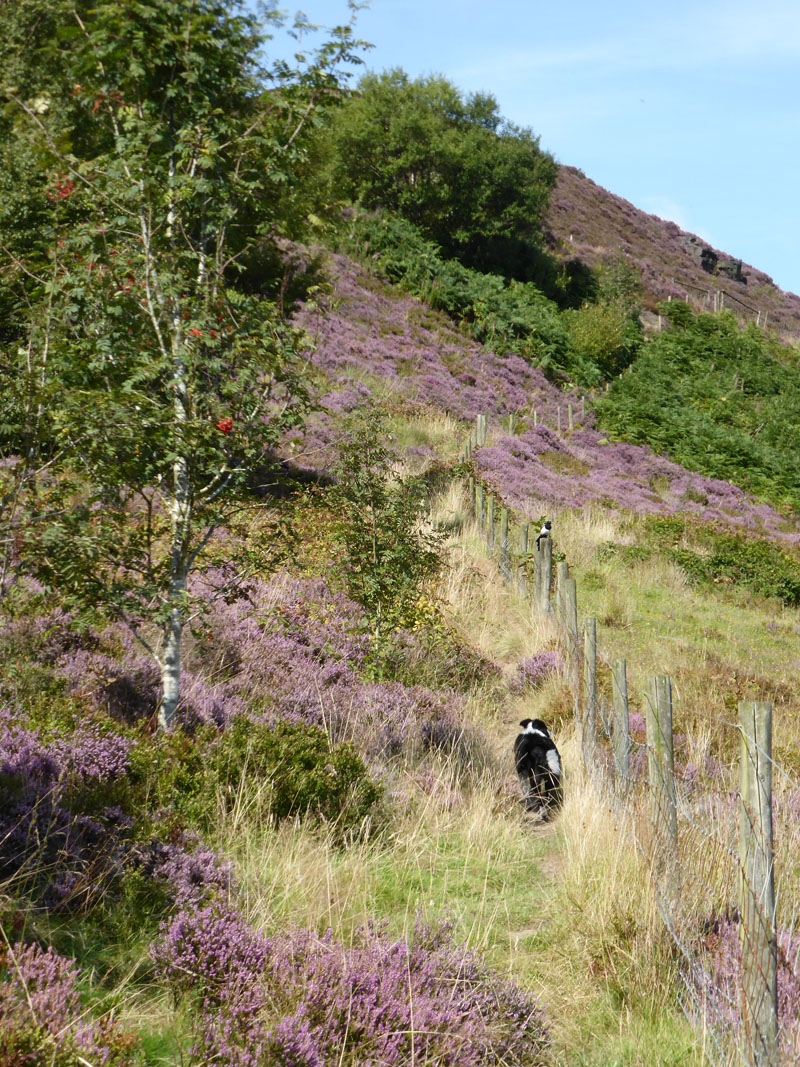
[612,659,630,797]
[738,701,778,1066]
[646,675,679,912]
[582,619,597,770]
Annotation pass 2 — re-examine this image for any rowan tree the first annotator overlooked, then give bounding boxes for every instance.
[3,0,365,726]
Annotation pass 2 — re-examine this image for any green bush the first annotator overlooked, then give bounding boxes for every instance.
[596,305,800,511]
[340,211,607,382]
[671,535,800,606]
[133,719,383,838]
[329,408,444,639]
[326,69,556,282]
[599,516,800,607]
[565,300,641,378]
[210,718,383,830]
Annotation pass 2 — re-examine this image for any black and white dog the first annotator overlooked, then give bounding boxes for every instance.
[514,718,562,816]
[535,520,551,551]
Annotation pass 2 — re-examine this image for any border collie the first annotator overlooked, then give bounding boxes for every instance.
[514,718,562,816]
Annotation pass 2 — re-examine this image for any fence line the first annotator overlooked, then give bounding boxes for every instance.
[666,276,768,328]
[459,410,786,1065]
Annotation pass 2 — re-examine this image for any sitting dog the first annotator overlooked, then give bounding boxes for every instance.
[514,718,562,816]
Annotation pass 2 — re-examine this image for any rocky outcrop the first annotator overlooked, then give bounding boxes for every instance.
[679,235,744,283]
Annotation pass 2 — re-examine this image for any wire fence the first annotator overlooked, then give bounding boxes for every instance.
[459,412,798,1065]
[665,277,769,329]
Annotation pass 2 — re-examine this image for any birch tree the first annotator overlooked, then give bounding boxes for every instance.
[4,0,363,727]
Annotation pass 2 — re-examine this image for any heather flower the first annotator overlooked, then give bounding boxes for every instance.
[0,941,131,1063]
[0,710,135,906]
[152,908,550,1066]
[475,425,800,543]
[510,650,563,694]
[689,918,800,1057]
[141,837,234,906]
[152,903,270,993]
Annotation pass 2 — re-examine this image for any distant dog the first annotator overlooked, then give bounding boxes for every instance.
[535,521,551,551]
[514,718,562,816]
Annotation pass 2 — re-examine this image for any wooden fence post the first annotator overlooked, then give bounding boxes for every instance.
[612,659,630,797]
[508,413,516,434]
[582,618,597,771]
[568,402,574,431]
[477,413,487,446]
[517,524,529,597]
[476,484,485,536]
[468,476,475,515]
[487,496,495,550]
[738,701,778,1066]
[533,410,538,427]
[557,406,562,433]
[646,675,679,912]
[563,577,580,721]
[555,560,570,632]
[499,507,510,579]
[533,535,553,616]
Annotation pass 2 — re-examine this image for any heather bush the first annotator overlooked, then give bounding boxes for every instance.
[0,704,234,924]
[293,250,578,439]
[152,906,550,1066]
[0,940,134,1064]
[0,711,135,908]
[689,917,800,1057]
[474,424,800,544]
[510,650,564,694]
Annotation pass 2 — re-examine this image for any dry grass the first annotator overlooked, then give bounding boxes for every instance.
[214,759,548,961]
[129,476,800,1063]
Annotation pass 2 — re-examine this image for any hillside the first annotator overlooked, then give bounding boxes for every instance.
[545,164,800,340]
[5,13,800,1064]
[5,250,800,1064]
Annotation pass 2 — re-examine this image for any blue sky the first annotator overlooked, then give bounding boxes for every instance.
[268,0,800,296]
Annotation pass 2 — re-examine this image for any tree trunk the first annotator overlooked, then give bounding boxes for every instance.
[159,596,183,729]
[159,317,192,729]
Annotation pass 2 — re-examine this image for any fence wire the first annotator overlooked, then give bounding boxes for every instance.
[460,421,799,1066]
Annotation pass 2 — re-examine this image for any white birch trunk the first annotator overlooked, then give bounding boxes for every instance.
[159,302,192,728]
[159,594,183,729]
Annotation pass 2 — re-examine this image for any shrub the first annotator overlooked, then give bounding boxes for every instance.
[0,941,134,1064]
[208,718,383,833]
[152,906,550,1066]
[329,409,444,639]
[137,717,382,839]
[596,306,800,511]
[601,517,800,607]
[671,534,800,606]
[565,299,641,379]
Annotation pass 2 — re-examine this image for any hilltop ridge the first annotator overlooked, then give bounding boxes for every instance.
[545,164,800,340]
